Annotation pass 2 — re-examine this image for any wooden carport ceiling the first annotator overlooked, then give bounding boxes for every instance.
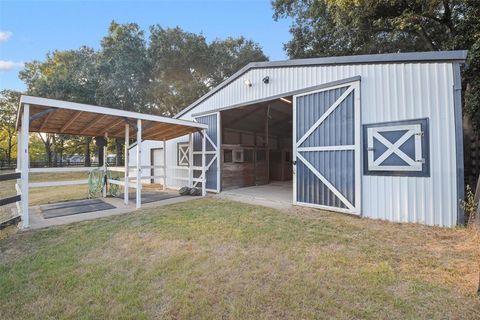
[18,96,207,141]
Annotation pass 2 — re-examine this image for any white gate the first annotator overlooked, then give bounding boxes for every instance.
[293,81,361,215]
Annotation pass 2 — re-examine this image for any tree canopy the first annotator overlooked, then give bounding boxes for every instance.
[273,0,480,130]
[97,21,150,112]
[147,26,267,116]
[0,90,20,166]
[20,21,268,117]
[13,21,268,166]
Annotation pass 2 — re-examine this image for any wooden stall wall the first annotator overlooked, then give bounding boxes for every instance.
[221,128,291,190]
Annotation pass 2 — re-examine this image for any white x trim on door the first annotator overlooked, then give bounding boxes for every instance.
[367,124,423,171]
[293,80,361,215]
[296,153,355,210]
[296,86,355,147]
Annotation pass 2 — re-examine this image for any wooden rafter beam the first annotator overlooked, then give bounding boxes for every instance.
[111,118,151,137]
[144,128,177,140]
[144,125,190,140]
[162,128,195,141]
[142,122,170,136]
[97,118,126,135]
[111,125,129,137]
[79,114,108,135]
[29,108,57,123]
[60,111,83,133]
[39,111,55,132]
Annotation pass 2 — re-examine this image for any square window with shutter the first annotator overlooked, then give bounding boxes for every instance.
[363,118,429,177]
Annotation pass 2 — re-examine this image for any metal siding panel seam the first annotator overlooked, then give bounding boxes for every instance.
[453,62,465,225]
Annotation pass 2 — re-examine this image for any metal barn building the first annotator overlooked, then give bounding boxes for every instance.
[133,50,467,227]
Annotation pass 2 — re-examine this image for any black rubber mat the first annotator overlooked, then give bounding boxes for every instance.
[40,199,116,219]
[118,191,181,204]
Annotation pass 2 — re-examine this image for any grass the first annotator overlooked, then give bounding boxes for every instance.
[1,198,479,319]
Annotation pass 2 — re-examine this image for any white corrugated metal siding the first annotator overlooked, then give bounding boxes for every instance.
[178,62,458,227]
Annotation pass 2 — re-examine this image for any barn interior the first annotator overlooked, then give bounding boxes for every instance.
[220,96,293,191]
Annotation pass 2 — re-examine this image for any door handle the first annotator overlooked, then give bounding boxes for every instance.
[293,160,297,165]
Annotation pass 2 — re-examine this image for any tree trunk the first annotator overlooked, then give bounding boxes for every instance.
[85,137,91,167]
[98,146,104,167]
[46,147,52,167]
[58,136,64,167]
[6,135,12,166]
[115,138,123,166]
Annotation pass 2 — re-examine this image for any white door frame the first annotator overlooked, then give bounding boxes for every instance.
[292,80,361,215]
[193,111,221,193]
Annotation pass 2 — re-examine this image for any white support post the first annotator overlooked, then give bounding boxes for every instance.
[188,133,193,188]
[16,130,21,171]
[201,129,206,197]
[102,132,108,197]
[16,129,22,216]
[124,124,129,205]
[20,104,29,228]
[163,138,167,191]
[136,119,142,209]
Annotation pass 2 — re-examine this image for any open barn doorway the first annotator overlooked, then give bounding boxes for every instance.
[219,96,293,204]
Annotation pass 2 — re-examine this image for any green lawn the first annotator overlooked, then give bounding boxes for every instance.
[1,198,479,319]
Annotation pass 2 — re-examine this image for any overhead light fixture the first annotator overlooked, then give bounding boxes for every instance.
[280,97,292,104]
[244,79,252,87]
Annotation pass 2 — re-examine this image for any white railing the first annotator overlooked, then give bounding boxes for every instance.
[29,180,89,188]
[24,164,202,192]
[29,167,99,173]
[28,166,100,188]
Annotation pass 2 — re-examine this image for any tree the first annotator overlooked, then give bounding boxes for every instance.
[0,90,20,166]
[273,0,480,130]
[19,46,99,166]
[148,26,269,116]
[20,46,99,104]
[148,26,211,116]
[97,21,150,162]
[97,21,150,112]
[208,37,268,87]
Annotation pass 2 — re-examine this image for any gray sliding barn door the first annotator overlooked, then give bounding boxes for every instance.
[193,113,220,192]
[293,81,361,215]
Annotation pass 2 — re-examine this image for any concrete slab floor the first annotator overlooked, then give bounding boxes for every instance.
[27,191,198,230]
[216,181,293,210]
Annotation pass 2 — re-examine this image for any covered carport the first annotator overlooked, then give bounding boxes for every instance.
[15,95,208,228]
